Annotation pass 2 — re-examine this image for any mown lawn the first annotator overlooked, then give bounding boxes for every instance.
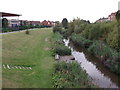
[2,28,55,88]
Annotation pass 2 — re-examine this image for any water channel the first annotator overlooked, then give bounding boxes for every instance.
[63,39,120,88]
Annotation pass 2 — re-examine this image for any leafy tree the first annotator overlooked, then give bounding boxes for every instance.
[2,18,8,28]
[116,10,120,23]
[62,18,68,29]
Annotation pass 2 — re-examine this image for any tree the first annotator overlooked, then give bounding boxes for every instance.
[116,10,120,23]
[62,18,68,29]
[2,18,8,28]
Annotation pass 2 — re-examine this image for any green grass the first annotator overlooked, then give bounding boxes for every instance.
[2,28,56,88]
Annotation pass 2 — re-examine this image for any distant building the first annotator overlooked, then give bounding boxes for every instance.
[8,19,20,30]
[19,20,29,26]
[8,19,20,27]
[95,12,116,23]
[108,12,116,21]
[29,21,41,26]
[95,17,108,23]
[41,20,55,27]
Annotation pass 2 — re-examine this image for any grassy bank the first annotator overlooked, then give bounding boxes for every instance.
[2,28,55,88]
[52,61,96,88]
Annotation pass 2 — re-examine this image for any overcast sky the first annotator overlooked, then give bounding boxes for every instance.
[0,0,119,23]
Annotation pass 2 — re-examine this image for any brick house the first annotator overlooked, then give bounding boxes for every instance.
[41,20,55,27]
[108,12,116,21]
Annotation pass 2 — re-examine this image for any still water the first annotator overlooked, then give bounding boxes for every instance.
[63,39,120,88]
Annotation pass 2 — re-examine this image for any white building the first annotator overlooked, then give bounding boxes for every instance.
[8,19,20,27]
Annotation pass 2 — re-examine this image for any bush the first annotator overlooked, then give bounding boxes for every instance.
[52,32,71,56]
[59,29,69,38]
[52,32,64,45]
[53,26,62,33]
[52,61,95,88]
[70,34,93,48]
[54,44,71,56]
[106,27,120,51]
[88,41,120,74]
[2,28,12,32]
[110,62,120,74]
[25,30,30,34]
[88,41,118,59]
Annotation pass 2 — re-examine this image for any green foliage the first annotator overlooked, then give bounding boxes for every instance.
[19,25,41,30]
[52,61,95,88]
[88,41,120,74]
[66,18,118,51]
[53,26,62,33]
[52,32,71,56]
[88,41,118,60]
[59,29,69,38]
[54,44,71,56]
[106,27,120,51]
[116,10,120,23]
[68,21,74,35]
[2,28,12,32]
[2,18,8,28]
[52,32,64,44]
[70,34,93,48]
[110,62,120,74]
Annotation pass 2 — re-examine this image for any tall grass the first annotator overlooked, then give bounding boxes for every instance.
[52,61,95,88]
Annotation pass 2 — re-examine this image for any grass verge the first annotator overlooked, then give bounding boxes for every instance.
[2,28,55,88]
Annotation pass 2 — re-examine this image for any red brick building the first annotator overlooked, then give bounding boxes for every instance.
[108,12,116,21]
[41,20,55,27]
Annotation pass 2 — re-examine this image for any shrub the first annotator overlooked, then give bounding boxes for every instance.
[53,22,62,33]
[54,44,71,56]
[88,41,118,59]
[70,34,93,48]
[2,28,12,32]
[59,29,69,38]
[110,62,120,74]
[52,32,64,44]
[106,27,120,51]
[52,32,71,56]
[88,41,120,74]
[25,30,30,34]
[52,61,95,88]
[53,26,62,33]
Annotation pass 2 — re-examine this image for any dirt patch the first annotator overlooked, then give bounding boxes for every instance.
[44,48,51,51]
[45,38,49,42]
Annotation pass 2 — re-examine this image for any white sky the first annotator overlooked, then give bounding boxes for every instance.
[0,0,119,23]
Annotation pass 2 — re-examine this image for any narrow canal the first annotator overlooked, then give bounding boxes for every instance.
[63,39,120,88]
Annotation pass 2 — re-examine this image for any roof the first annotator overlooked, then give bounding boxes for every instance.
[0,12,21,17]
